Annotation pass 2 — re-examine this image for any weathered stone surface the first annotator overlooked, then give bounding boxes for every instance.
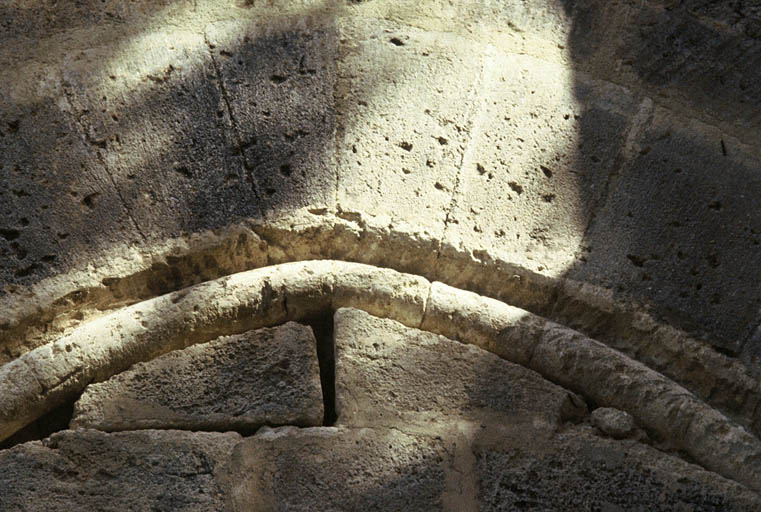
[0,429,240,512]
[531,323,761,494]
[0,264,290,442]
[0,76,141,291]
[332,265,430,327]
[421,281,545,367]
[334,307,585,429]
[71,322,323,432]
[59,29,262,242]
[591,407,636,439]
[445,51,637,276]
[475,427,761,512]
[205,16,337,216]
[569,0,761,143]
[335,18,483,238]
[221,425,451,512]
[570,107,761,353]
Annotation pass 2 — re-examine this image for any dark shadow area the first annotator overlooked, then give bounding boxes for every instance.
[0,399,76,450]
[302,312,337,426]
[0,1,339,294]
[552,0,761,363]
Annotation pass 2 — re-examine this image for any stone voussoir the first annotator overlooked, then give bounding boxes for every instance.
[334,307,586,430]
[2,210,760,456]
[70,322,323,433]
[1,260,761,494]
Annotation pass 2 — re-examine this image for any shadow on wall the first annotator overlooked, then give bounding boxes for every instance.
[556,0,761,364]
[0,0,341,295]
[2,0,761,362]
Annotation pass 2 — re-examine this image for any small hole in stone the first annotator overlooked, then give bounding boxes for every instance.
[0,229,20,241]
[82,193,99,209]
[508,182,523,195]
[389,37,405,46]
[174,165,192,178]
[279,164,292,177]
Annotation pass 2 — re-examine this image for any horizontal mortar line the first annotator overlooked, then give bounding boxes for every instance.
[1,260,761,495]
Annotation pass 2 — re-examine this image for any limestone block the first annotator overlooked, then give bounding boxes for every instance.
[421,281,544,367]
[444,51,637,276]
[569,0,761,139]
[332,264,430,327]
[530,322,761,493]
[0,429,240,512]
[71,322,323,432]
[221,426,450,512]
[205,17,338,216]
[335,18,484,238]
[475,427,761,512]
[570,107,761,353]
[0,75,141,290]
[59,27,261,243]
[334,308,585,429]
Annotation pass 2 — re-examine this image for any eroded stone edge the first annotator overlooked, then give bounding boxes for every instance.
[1,259,760,495]
[1,210,757,444]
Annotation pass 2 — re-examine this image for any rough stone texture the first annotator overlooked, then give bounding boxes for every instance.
[205,16,337,216]
[59,30,261,244]
[591,407,636,439]
[0,264,290,442]
[335,17,483,239]
[332,265,430,327]
[569,0,761,144]
[0,70,141,291]
[422,281,546,367]
[334,307,586,429]
[0,429,241,512]
[221,425,451,512]
[445,52,637,276]
[570,106,761,355]
[530,323,761,494]
[475,427,761,512]
[3,1,761,510]
[71,322,323,432]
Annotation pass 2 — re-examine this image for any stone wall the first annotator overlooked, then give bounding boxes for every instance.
[2,0,761,509]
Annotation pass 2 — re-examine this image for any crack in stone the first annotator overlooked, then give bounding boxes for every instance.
[579,95,654,247]
[436,45,495,267]
[203,30,264,216]
[61,87,148,244]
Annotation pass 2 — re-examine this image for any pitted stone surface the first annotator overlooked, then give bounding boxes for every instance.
[0,429,240,512]
[445,53,637,276]
[205,17,337,216]
[71,322,323,432]
[334,307,586,429]
[2,1,761,510]
[335,18,483,238]
[475,427,761,512]
[221,426,450,512]
[570,106,761,354]
[59,30,261,242]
